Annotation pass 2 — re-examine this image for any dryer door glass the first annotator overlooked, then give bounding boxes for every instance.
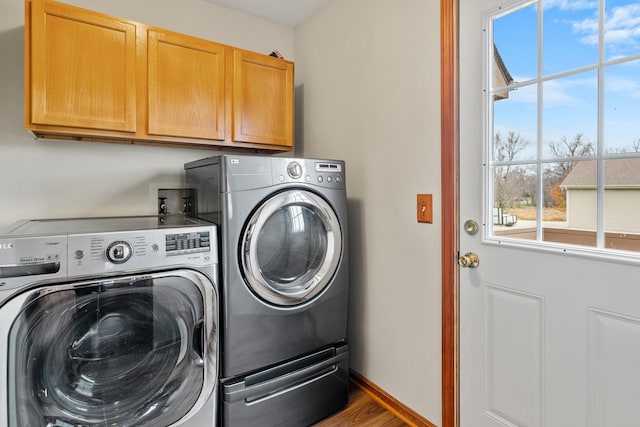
[6,270,216,427]
[241,189,342,306]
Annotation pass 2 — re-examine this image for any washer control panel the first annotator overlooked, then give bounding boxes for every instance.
[67,226,217,276]
[0,235,67,291]
[165,231,211,255]
[0,220,217,298]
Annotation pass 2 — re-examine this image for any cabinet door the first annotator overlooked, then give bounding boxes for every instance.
[148,30,225,140]
[29,0,136,132]
[232,50,294,147]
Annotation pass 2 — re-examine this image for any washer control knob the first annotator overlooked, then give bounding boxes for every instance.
[74,250,84,260]
[287,161,303,179]
[106,241,132,264]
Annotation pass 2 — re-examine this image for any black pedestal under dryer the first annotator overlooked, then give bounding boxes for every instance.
[185,155,349,427]
[0,216,219,427]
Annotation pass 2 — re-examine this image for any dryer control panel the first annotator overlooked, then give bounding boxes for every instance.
[273,159,346,189]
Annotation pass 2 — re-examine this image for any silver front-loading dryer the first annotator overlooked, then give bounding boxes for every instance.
[185,155,349,427]
[0,216,219,427]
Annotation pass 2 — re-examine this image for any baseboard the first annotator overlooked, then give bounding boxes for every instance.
[349,370,437,427]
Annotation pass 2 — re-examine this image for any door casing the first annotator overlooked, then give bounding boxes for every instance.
[441,0,459,426]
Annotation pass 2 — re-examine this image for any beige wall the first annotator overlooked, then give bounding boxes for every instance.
[0,0,293,230]
[295,0,442,424]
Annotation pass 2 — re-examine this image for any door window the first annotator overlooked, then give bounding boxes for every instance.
[487,0,640,259]
[241,189,342,306]
[8,273,211,427]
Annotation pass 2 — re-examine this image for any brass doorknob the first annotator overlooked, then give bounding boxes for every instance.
[458,252,479,268]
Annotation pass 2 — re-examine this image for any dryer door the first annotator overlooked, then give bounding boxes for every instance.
[4,270,217,427]
[241,189,343,306]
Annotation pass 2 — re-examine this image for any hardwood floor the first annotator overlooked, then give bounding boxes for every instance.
[313,385,408,426]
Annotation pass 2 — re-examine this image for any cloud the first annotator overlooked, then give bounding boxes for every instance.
[572,4,640,49]
[607,74,640,100]
[544,0,597,11]
[544,76,598,106]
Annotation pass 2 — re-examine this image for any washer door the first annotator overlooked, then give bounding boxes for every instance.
[241,189,342,306]
[6,270,217,427]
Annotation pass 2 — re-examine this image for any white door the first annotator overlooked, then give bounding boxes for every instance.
[460,0,640,426]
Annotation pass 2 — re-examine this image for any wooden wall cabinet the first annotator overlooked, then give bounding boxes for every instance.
[25,0,294,152]
[147,29,226,141]
[232,50,294,148]
[27,0,137,133]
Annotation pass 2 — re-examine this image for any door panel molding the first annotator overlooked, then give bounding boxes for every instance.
[485,285,544,427]
[588,308,640,425]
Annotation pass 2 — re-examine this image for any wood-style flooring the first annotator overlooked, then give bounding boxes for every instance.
[313,385,408,426]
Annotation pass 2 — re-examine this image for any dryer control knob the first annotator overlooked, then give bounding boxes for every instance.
[106,241,133,264]
[287,161,303,179]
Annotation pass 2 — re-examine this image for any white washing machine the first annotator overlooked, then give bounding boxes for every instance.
[0,216,219,427]
[185,155,349,426]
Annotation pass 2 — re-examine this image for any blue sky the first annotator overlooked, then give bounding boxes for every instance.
[491,0,640,160]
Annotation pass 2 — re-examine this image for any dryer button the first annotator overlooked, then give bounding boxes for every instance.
[317,175,324,183]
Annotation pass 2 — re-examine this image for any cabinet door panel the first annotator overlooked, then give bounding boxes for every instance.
[30,1,136,132]
[233,50,293,147]
[148,30,225,140]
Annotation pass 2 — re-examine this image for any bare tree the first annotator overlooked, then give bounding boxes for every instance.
[548,133,595,177]
[605,138,640,154]
[494,131,531,208]
[495,131,529,164]
[546,133,595,208]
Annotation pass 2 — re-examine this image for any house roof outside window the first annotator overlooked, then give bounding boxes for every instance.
[561,158,640,189]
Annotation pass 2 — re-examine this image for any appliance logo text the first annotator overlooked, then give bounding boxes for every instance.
[0,242,14,250]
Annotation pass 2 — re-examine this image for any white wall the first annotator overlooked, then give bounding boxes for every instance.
[295,0,442,424]
[0,0,294,230]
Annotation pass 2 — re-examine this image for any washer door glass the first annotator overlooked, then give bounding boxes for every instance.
[7,271,216,427]
[241,189,342,306]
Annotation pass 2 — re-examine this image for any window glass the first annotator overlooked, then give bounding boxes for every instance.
[493,87,538,162]
[542,71,598,160]
[543,0,599,76]
[603,158,640,249]
[493,3,538,80]
[604,0,640,61]
[488,0,640,257]
[603,59,640,154]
